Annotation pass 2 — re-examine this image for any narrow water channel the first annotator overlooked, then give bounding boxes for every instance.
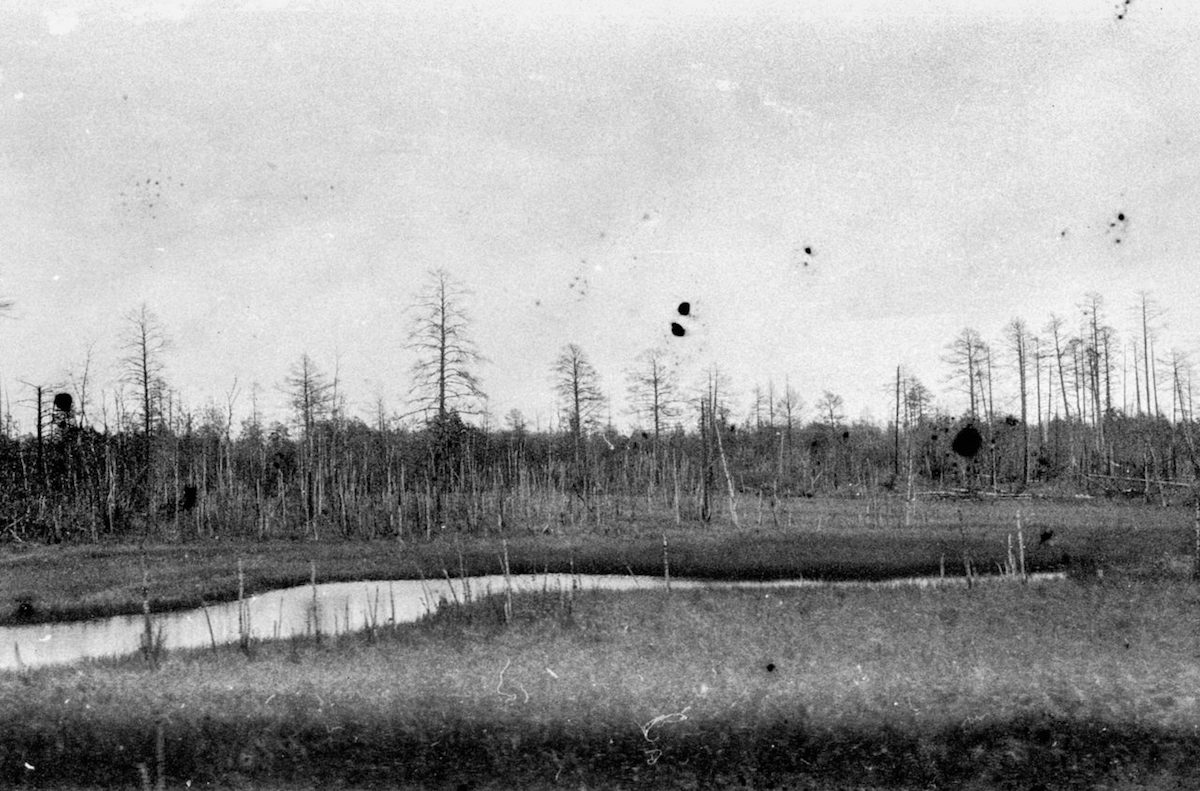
[0,572,1066,671]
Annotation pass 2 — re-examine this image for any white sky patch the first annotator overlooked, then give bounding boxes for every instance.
[680,64,740,97]
[758,86,812,121]
[44,7,80,36]
[6,3,1200,428]
[124,0,205,24]
[239,0,293,11]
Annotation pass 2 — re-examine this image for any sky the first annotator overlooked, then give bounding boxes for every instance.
[3,0,1200,432]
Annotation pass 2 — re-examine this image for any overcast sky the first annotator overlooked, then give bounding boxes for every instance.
[3,0,1200,431]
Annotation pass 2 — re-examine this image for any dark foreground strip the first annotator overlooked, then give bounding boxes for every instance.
[0,711,1192,789]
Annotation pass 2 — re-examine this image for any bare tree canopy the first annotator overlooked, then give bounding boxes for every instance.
[776,378,804,436]
[284,353,332,437]
[406,268,487,422]
[943,327,989,421]
[815,390,845,426]
[625,347,681,442]
[1005,317,1031,486]
[553,343,606,446]
[120,304,169,437]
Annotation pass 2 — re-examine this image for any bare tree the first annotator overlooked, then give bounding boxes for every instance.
[944,328,987,419]
[285,353,332,534]
[776,378,803,446]
[625,348,681,444]
[701,366,739,526]
[1069,336,1085,425]
[406,268,486,422]
[1171,350,1193,425]
[815,390,845,426]
[68,343,98,427]
[899,371,933,500]
[18,379,62,491]
[904,377,933,422]
[120,304,169,528]
[1080,293,1114,455]
[1006,318,1031,486]
[981,340,996,429]
[286,354,332,439]
[504,408,527,434]
[748,386,764,429]
[121,305,169,440]
[553,343,606,464]
[814,390,847,490]
[1131,334,1143,415]
[1137,292,1165,418]
[1045,315,1072,422]
[1031,334,1045,444]
[693,365,735,522]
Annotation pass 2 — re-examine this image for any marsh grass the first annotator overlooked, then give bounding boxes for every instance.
[1,496,1179,627]
[4,575,1200,788]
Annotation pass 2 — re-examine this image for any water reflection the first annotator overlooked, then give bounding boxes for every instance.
[0,572,1065,671]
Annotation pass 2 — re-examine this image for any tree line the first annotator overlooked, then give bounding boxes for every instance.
[3,275,1198,543]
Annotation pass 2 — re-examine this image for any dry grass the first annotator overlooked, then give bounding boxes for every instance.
[3,571,1200,788]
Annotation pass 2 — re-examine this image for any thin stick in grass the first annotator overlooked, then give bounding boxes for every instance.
[140,549,156,668]
[567,553,576,608]
[1193,495,1200,581]
[310,559,321,643]
[662,532,671,593]
[457,540,472,605]
[442,568,462,609]
[957,507,973,589]
[1017,509,1028,584]
[501,539,513,624]
[414,561,433,616]
[237,558,249,653]
[198,600,218,655]
[389,581,396,627]
[360,586,379,638]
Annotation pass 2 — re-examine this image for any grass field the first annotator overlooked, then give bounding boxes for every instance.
[1,496,1198,789]
[3,578,1200,789]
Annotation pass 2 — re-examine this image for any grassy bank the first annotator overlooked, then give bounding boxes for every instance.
[0,499,1180,628]
[3,575,1200,789]
[0,496,1189,626]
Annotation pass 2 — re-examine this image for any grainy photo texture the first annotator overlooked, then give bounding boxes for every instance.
[2,0,1200,788]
